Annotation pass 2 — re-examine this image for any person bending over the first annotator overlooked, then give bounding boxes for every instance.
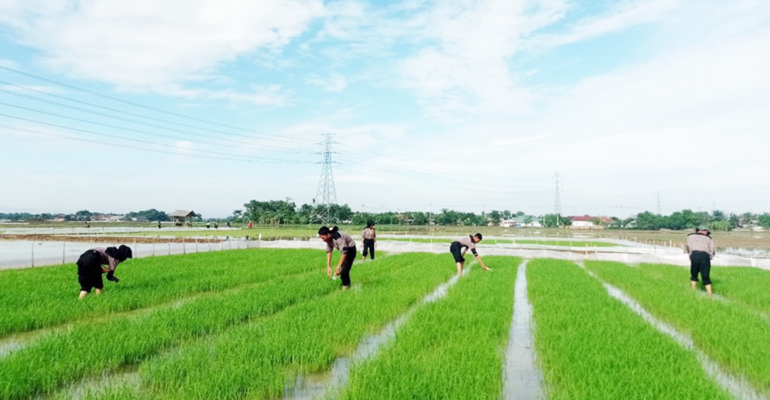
[686,225,715,296]
[318,226,357,291]
[449,233,491,276]
[76,245,132,300]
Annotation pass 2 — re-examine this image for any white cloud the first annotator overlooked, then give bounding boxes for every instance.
[306,73,347,92]
[0,0,323,95]
[0,59,19,68]
[523,0,677,50]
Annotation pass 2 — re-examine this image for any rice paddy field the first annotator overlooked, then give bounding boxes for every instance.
[0,249,768,399]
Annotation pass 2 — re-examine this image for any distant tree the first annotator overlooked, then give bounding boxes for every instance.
[712,210,726,221]
[542,214,571,228]
[758,213,770,229]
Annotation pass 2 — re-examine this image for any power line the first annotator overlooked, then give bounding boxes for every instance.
[0,101,315,154]
[0,79,314,145]
[0,124,312,164]
[0,65,312,144]
[0,89,310,147]
[0,114,313,163]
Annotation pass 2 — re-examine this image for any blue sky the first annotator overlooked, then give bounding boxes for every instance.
[1,0,769,218]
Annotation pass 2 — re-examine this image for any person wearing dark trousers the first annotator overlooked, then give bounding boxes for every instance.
[686,225,715,296]
[76,245,132,300]
[318,226,357,291]
[449,233,491,276]
[361,221,376,261]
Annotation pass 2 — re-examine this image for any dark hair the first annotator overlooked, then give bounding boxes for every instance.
[366,221,374,228]
[474,233,483,240]
[318,226,341,238]
[106,245,133,262]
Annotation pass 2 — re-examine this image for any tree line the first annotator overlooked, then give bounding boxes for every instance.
[3,201,770,231]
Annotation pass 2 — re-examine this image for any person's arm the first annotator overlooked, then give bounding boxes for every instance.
[709,238,715,259]
[471,249,491,271]
[326,251,333,277]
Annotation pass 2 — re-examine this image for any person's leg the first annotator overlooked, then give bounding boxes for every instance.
[702,259,713,296]
[450,242,464,276]
[341,249,356,290]
[690,257,699,289]
[362,240,369,260]
[370,241,375,260]
[78,273,91,300]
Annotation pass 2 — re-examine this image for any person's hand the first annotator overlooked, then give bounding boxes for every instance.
[327,267,333,278]
[482,265,492,271]
[335,266,342,276]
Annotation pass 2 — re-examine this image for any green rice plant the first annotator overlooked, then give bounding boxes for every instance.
[0,270,337,399]
[0,249,327,335]
[340,256,520,400]
[586,261,770,394]
[514,240,618,247]
[635,263,770,314]
[529,259,731,400]
[134,253,456,400]
[377,237,514,244]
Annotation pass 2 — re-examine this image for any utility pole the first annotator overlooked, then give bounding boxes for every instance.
[313,133,338,225]
[553,173,562,227]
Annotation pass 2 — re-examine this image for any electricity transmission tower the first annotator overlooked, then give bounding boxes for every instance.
[313,133,338,224]
[552,172,562,226]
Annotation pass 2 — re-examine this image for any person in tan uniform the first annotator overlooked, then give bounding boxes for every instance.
[686,225,715,296]
[361,221,376,261]
[318,226,357,290]
[76,245,132,300]
[449,233,491,276]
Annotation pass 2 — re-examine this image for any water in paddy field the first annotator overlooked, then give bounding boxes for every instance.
[504,261,545,400]
[284,272,463,400]
[0,238,252,270]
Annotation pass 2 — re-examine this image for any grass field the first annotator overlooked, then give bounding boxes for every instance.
[1,251,769,399]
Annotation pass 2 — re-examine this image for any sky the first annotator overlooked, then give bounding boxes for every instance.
[0,0,769,219]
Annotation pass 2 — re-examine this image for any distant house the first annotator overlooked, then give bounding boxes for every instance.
[500,216,541,228]
[169,210,197,226]
[109,215,124,222]
[93,214,112,222]
[568,215,613,230]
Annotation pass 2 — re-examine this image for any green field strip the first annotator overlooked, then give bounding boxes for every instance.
[0,249,329,336]
[528,259,731,400]
[337,256,520,400]
[586,261,770,395]
[0,267,342,400]
[636,263,770,315]
[514,240,619,247]
[129,253,456,400]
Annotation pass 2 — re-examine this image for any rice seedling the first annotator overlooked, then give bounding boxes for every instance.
[635,263,770,314]
[0,249,326,335]
[0,270,336,399]
[133,253,455,400]
[586,260,770,394]
[514,240,619,247]
[529,259,731,400]
[339,256,520,400]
